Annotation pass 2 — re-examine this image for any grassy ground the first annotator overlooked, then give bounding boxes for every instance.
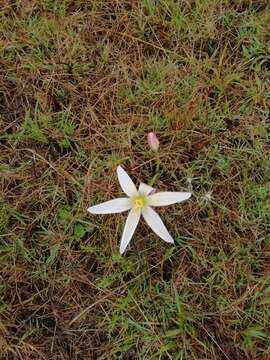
[1,0,270,359]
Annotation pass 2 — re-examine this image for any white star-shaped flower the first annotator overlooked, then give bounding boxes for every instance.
[87,166,192,254]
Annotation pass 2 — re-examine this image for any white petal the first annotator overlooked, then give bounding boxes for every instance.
[138,182,155,196]
[148,192,192,207]
[88,198,131,214]
[117,166,137,197]
[120,208,141,254]
[142,206,174,243]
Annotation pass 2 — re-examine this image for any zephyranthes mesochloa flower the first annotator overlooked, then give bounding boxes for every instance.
[88,166,191,254]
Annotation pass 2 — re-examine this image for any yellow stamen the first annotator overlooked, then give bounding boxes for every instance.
[134,196,146,209]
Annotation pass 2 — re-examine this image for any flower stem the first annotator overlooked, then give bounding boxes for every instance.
[149,158,160,187]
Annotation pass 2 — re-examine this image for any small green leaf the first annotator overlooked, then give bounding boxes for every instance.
[97,273,119,289]
[57,206,72,224]
[166,328,182,338]
[242,326,268,341]
[73,223,87,240]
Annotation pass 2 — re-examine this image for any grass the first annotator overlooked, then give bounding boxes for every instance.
[0,0,270,358]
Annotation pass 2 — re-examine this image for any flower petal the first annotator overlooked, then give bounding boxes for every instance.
[142,206,174,243]
[148,192,192,207]
[120,208,141,254]
[117,166,137,197]
[88,198,131,214]
[138,182,155,196]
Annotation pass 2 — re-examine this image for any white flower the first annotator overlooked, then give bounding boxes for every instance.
[87,166,192,254]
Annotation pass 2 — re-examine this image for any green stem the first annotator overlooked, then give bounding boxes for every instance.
[149,158,160,187]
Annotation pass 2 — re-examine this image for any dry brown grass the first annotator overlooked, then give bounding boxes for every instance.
[1,0,270,359]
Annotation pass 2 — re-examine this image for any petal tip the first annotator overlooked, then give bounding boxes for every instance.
[120,243,128,254]
[165,234,174,243]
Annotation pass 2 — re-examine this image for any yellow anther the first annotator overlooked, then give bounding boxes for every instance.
[134,196,146,209]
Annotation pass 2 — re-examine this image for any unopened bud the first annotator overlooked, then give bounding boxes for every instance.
[147,132,159,151]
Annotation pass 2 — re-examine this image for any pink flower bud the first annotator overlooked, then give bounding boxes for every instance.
[147,132,159,151]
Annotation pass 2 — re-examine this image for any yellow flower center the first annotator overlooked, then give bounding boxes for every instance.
[134,195,146,209]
